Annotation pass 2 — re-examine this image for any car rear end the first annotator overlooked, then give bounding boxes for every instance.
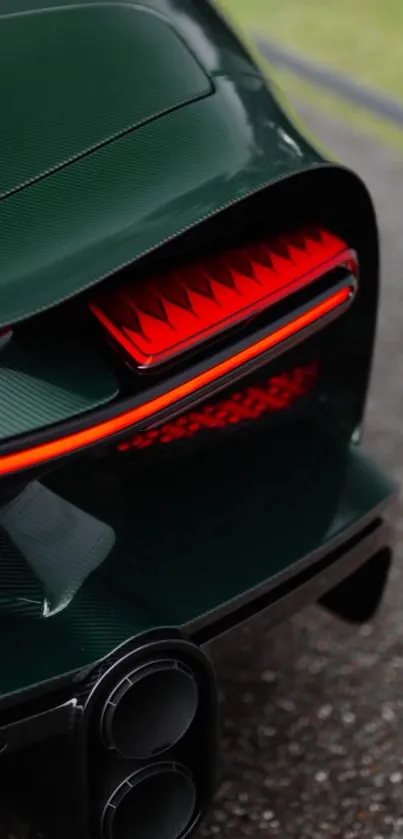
[0,1,397,837]
[0,163,396,839]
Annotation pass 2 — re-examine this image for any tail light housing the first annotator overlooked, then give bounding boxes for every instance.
[0,225,358,479]
[90,226,357,371]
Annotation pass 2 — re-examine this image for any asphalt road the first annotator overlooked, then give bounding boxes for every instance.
[198,102,403,839]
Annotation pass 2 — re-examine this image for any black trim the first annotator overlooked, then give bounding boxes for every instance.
[0,699,77,755]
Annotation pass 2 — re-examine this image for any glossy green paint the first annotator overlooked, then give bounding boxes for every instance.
[0,0,335,330]
[0,336,118,441]
[0,0,390,707]
[0,420,396,702]
[0,4,211,198]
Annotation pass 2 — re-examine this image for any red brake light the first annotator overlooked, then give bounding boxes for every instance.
[90,227,357,370]
[0,284,354,477]
[119,362,319,452]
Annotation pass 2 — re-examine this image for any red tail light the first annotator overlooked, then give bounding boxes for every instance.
[0,284,354,477]
[90,227,357,370]
[119,362,319,452]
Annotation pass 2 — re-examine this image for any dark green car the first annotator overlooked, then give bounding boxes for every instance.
[0,1,397,837]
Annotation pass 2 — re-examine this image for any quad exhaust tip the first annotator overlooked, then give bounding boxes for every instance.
[100,659,199,759]
[101,763,197,839]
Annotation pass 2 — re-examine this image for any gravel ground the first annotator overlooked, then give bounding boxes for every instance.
[198,103,403,839]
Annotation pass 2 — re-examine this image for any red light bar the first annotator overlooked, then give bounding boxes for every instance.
[0,285,353,477]
[119,362,319,452]
[90,227,356,370]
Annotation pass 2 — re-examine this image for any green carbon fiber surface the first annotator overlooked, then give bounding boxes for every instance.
[0,0,388,708]
[0,339,118,441]
[0,4,211,197]
[0,427,396,702]
[0,529,43,619]
[0,0,337,331]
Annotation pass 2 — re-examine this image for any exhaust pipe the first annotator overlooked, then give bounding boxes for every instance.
[101,763,197,839]
[100,659,199,759]
[84,638,217,839]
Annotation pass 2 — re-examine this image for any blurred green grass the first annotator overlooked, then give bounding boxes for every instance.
[218,0,403,152]
[220,0,403,99]
[274,68,403,154]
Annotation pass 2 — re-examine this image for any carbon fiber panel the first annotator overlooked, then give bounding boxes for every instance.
[0,339,118,441]
[0,424,395,702]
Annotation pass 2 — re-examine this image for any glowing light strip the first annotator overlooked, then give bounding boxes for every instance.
[119,362,319,452]
[0,286,352,477]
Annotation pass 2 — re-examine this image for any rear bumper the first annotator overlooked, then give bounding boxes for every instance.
[180,440,397,644]
[0,508,395,746]
[0,429,397,709]
[0,441,396,723]
[0,440,396,839]
[196,513,393,646]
